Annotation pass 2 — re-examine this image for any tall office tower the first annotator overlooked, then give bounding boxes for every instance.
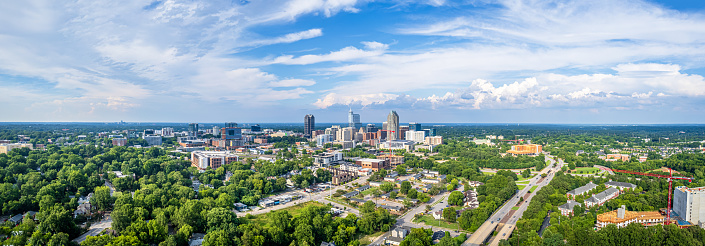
[387,111,399,140]
[225,122,238,128]
[348,109,361,129]
[250,124,261,132]
[366,124,378,133]
[304,114,315,138]
[409,122,422,131]
[188,123,199,138]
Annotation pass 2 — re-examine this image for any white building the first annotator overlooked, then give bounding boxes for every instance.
[313,152,344,167]
[143,135,163,146]
[674,186,705,226]
[405,130,426,144]
[316,134,335,147]
[0,143,33,154]
[424,136,443,145]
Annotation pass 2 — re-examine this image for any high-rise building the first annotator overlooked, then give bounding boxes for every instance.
[399,126,409,140]
[221,127,242,140]
[674,186,705,226]
[161,127,174,137]
[304,114,315,138]
[250,124,261,132]
[188,123,199,139]
[409,122,422,131]
[348,110,361,129]
[225,122,238,128]
[387,111,399,140]
[366,124,378,133]
[405,130,426,143]
[341,127,355,141]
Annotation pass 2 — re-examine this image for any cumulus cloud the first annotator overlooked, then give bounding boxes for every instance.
[315,63,705,110]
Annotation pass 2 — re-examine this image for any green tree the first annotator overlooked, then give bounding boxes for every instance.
[91,186,114,212]
[522,169,531,178]
[443,207,457,223]
[448,191,464,206]
[81,235,114,246]
[174,200,206,232]
[400,181,412,195]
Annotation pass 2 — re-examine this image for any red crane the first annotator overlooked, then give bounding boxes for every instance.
[598,167,694,225]
[379,130,396,157]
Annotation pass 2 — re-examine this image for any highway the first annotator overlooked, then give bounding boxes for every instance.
[463,155,563,246]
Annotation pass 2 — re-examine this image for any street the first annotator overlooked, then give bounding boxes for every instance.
[464,155,563,246]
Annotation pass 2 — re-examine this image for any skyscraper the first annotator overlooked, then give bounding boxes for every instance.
[409,122,422,131]
[387,111,399,140]
[304,114,315,138]
[366,124,378,133]
[188,123,199,139]
[348,109,361,129]
[225,122,238,128]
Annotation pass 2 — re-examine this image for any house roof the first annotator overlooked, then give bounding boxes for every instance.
[587,187,620,203]
[605,181,637,189]
[567,182,598,196]
[558,200,582,211]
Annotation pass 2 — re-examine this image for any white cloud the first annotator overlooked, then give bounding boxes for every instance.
[272,41,389,65]
[247,29,323,47]
[269,79,316,87]
[314,93,400,108]
[315,63,705,110]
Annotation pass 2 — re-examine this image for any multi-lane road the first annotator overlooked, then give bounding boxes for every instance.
[464,155,563,246]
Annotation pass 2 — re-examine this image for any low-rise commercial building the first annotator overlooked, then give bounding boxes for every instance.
[356,158,389,171]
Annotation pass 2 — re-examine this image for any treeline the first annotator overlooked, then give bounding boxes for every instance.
[458,173,518,232]
[504,170,702,245]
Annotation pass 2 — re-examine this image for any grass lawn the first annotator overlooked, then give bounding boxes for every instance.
[517,184,527,190]
[359,231,385,245]
[529,186,538,192]
[516,175,534,182]
[361,187,379,196]
[326,197,358,208]
[511,206,519,210]
[413,215,463,231]
[574,167,600,174]
[248,201,326,226]
[482,171,495,176]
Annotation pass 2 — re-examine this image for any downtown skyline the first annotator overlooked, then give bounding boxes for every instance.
[1,0,705,124]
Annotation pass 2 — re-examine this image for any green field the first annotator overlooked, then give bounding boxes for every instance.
[248,201,326,226]
[361,187,379,196]
[529,186,538,192]
[574,167,600,174]
[482,171,495,176]
[413,215,464,231]
[517,184,527,190]
[511,206,520,210]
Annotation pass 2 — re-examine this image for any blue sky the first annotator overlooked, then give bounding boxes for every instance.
[1,0,705,124]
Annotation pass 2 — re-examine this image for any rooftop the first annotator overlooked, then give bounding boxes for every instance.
[597,210,663,224]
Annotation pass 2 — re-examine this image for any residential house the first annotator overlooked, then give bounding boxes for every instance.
[585,187,620,208]
[605,181,637,191]
[558,200,582,216]
[385,226,410,246]
[567,181,598,199]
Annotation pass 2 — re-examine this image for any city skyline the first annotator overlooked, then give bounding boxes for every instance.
[2,0,705,124]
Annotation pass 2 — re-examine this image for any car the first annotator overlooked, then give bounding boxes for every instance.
[491,221,494,224]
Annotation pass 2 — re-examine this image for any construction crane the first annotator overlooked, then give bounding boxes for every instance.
[379,130,396,157]
[598,167,695,225]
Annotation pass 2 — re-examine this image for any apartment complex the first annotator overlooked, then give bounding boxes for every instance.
[377,154,404,168]
[596,205,664,228]
[0,143,33,154]
[566,181,598,198]
[424,136,443,146]
[191,151,239,170]
[313,152,344,167]
[673,186,705,226]
[585,187,620,208]
[507,144,542,156]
